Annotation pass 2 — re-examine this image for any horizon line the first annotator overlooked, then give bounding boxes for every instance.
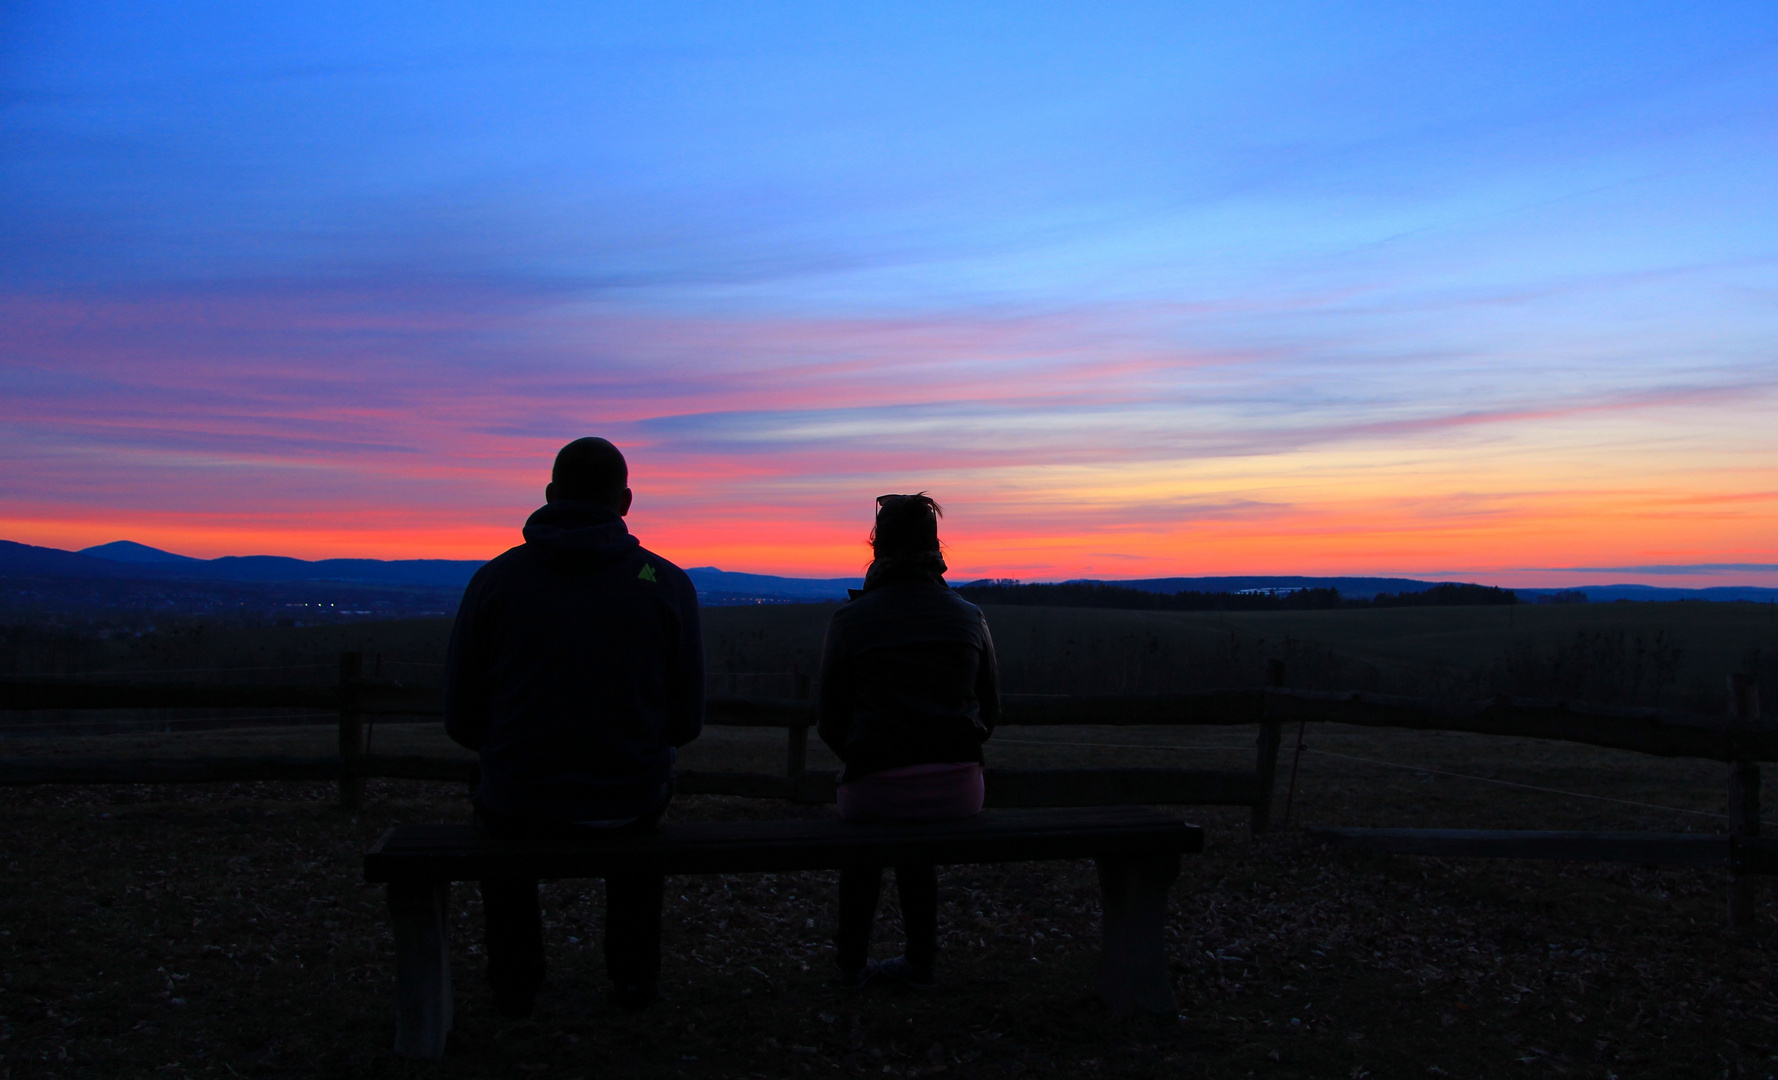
[23,537,1778,592]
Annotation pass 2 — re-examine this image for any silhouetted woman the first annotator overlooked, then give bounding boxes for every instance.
[817,493,999,988]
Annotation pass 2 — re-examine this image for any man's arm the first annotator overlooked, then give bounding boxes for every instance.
[443,567,494,751]
[662,572,704,748]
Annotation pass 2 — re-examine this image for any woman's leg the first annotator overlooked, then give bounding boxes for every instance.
[837,866,883,973]
[893,864,939,972]
[481,877,545,1017]
[604,872,664,1008]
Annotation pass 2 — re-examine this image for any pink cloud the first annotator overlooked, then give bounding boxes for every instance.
[4,279,1776,580]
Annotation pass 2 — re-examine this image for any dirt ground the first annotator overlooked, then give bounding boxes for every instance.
[4,717,1776,1080]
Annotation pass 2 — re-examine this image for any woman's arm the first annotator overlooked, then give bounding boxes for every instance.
[975,617,1000,735]
[815,618,853,760]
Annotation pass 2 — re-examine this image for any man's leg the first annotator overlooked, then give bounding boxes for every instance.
[837,866,883,974]
[894,864,939,973]
[605,872,665,1009]
[480,878,545,1019]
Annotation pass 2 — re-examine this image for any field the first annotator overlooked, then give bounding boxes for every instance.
[3,601,1778,1078]
[7,598,1774,707]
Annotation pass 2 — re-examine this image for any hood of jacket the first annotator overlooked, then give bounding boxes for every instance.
[521,499,640,569]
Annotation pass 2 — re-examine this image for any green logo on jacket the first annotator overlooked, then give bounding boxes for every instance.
[638,563,658,583]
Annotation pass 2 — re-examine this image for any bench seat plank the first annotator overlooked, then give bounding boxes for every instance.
[365,806,1202,883]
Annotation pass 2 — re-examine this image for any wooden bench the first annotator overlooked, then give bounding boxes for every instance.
[364,806,1203,1058]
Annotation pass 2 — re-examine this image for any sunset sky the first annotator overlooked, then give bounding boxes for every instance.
[4,2,1776,586]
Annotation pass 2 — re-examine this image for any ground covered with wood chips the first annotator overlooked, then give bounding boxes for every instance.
[4,766,1778,1080]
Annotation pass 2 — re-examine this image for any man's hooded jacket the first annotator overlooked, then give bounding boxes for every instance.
[444,499,703,824]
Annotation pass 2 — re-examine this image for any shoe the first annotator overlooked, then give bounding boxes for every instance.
[875,955,935,989]
[612,982,658,1012]
[834,963,876,991]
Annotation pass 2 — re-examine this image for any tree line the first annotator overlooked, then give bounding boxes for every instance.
[952,580,1518,612]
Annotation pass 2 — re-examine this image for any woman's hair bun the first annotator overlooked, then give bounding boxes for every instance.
[870,492,943,556]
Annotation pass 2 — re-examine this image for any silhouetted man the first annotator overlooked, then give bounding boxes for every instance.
[445,437,703,1016]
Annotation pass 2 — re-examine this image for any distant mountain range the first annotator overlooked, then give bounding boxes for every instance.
[0,539,860,607]
[3,539,486,589]
[2,539,1774,608]
[684,567,861,602]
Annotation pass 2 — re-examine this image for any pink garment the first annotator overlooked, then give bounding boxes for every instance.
[836,762,985,822]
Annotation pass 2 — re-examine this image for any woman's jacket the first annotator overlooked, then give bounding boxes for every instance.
[816,576,999,782]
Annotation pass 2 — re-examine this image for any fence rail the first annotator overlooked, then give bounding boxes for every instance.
[5,681,1774,759]
[1263,689,1778,762]
[1309,827,1778,873]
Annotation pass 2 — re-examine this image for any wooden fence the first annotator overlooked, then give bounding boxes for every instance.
[1305,673,1774,926]
[0,653,1286,830]
[3,653,1775,923]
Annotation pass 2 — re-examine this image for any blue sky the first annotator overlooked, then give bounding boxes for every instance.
[3,2,1775,581]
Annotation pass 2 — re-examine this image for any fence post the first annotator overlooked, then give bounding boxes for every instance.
[1282,711,1310,828]
[339,651,365,811]
[787,665,812,799]
[1729,673,1762,929]
[1252,659,1285,837]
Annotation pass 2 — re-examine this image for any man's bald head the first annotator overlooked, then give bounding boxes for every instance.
[547,437,633,514]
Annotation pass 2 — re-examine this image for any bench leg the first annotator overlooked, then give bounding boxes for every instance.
[388,881,453,1059]
[1094,854,1180,1018]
